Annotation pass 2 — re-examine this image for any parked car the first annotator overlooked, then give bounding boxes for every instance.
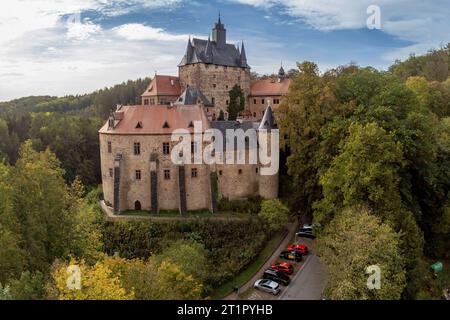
[254,279,281,295]
[263,268,291,286]
[296,229,316,239]
[302,223,322,230]
[271,262,294,275]
[287,243,308,255]
[279,250,302,262]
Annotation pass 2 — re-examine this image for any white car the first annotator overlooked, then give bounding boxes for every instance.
[254,279,281,295]
[302,223,322,230]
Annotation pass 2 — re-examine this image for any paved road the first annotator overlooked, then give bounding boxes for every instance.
[278,249,327,300]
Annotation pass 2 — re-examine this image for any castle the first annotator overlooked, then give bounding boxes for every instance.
[99,16,290,214]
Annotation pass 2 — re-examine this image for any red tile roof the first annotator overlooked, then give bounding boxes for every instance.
[99,105,210,135]
[250,78,291,96]
[141,75,181,97]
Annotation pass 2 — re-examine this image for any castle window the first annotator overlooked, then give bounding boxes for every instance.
[109,168,113,177]
[107,141,112,153]
[136,121,143,129]
[261,99,265,105]
[108,118,114,129]
[256,167,259,173]
[219,170,223,176]
[191,168,198,178]
[188,121,194,128]
[238,169,242,174]
[213,84,216,89]
[163,142,170,155]
[164,169,170,180]
[226,100,229,105]
[211,97,215,105]
[134,142,141,155]
[226,85,229,90]
[253,99,256,104]
[163,121,170,128]
[135,170,141,180]
[144,99,149,105]
[150,99,155,105]
[253,112,256,117]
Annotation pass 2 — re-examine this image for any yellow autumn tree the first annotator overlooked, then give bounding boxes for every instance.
[52,258,134,300]
[154,261,203,300]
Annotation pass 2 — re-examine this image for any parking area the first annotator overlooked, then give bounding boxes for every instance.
[237,237,316,300]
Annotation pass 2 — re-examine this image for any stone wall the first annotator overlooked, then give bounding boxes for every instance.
[100,130,279,213]
[179,63,251,118]
[100,133,212,212]
[248,96,283,121]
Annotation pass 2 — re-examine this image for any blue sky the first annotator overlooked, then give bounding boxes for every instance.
[0,0,449,101]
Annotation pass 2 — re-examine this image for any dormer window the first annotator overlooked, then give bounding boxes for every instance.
[188,121,194,128]
[136,121,143,129]
[163,121,170,128]
[108,118,114,129]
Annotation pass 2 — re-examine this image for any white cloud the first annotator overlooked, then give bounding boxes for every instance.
[113,24,190,41]
[230,0,450,61]
[0,0,188,101]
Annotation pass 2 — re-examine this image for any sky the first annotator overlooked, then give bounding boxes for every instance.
[0,0,449,101]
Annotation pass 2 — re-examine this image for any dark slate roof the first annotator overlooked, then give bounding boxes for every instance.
[174,87,213,106]
[179,38,249,68]
[211,120,258,150]
[259,105,276,129]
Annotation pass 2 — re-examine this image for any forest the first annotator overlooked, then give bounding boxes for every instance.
[0,46,449,299]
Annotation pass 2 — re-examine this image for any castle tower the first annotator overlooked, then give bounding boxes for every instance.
[212,13,226,48]
[258,104,279,199]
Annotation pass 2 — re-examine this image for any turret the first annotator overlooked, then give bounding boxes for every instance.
[205,36,213,63]
[240,41,247,68]
[212,13,226,48]
[278,63,285,82]
[258,104,278,199]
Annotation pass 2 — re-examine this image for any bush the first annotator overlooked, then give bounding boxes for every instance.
[218,196,262,214]
[100,218,267,291]
[258,199,290,234]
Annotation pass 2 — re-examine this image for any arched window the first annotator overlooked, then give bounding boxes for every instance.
[134,200,141,211]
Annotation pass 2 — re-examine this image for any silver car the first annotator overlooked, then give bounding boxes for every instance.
[254,279,281,295]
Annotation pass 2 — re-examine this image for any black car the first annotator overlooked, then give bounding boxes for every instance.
[279,250,302,262]
[263,268,291,286]
[296,228,316,239]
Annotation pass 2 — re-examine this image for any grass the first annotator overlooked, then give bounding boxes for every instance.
[210,231,286,299]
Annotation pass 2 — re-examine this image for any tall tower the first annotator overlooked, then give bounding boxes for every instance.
[212,13,226,48]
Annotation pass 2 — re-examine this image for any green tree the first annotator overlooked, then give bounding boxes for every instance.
[317,206,406,300]
[258,199,290,234]
[8,271,47,300]
[314,122,404,225]
[156,240,208,283]
[277,61,339,215]
[9,141,79,271]
[227,84,245,120]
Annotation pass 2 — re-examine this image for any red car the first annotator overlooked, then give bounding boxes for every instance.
[287,244,308,255]
[271,262,294,275]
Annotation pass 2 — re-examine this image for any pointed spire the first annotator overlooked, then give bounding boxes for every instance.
[278,61,286,81]
[240,41,247,68]
[205,35,213,63]
[218,10,221,24]
[259,104,275,130]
